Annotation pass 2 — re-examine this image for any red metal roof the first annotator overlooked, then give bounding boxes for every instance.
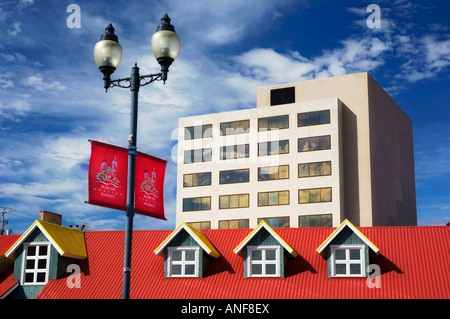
[3,226,449,299]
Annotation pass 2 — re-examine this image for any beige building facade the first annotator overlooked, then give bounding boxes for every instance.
[176,72,417,228]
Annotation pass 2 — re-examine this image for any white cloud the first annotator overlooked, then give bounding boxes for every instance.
[23,75,67,91]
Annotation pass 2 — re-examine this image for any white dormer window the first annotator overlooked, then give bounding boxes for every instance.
[167,247,200,277]
[22,243,50,285]
[247,246,280,277]
[330,245,365,277]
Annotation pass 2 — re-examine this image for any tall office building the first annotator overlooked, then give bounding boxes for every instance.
[176,72,417,229]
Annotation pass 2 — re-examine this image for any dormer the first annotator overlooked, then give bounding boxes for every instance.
[154,223,220,278]
[316,219,379,278]
[233,221,298,278]
[4,217,87,299]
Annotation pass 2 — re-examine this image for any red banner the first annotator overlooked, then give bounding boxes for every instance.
[88,141,128,211]
[88,140,167,220]
[135,153,167,220]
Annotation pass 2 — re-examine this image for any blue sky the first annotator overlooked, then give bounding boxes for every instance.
[0,0,449,234]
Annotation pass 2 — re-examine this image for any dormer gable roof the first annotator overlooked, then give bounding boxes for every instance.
[154,222,220,258]
[233,221,298,257]
[5,220,87,259]
[316,219,379,256]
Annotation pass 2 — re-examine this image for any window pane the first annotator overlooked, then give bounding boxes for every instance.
[203,148,212,162]
[266,250,276,261]
[320,136,331,149]
[25,273,34,283]
[266,264,276,275]
[252,264,262,275]
[258,193,269,206]
[238,169,249,182]
[258,142,268,156]
[38,246,48,256]
[321,214,332,227]
[172,250,182,261]
[298,138,309,152]
[27,246,36,256]
[350,249,361,260]
[219,171,228,184]
[239,219,249,228]
[279,165,289,179]
[335,249,346,260]
[298,113,309,126]
[321,188,332,202]
[239,194,249,207]
[310,215,320,227]
[310,189,320,202]
[37,259,47,269]
[258,167,269,181]
[258,118,269,131]
[278,191,289,205]
[309,111,320,125]
[184,150,192,164]
[185,250,196,261]
[193,149,203,162]
[310,163,321,176]
[241,120,250,133]
[185,265,195,275]
[252,250,262,261]
[185,127,194,140]
[335,264,346,275]
[26,260,35,270]
[220,123,229,136]
[229,195,239,208]
[183,198,193,211]
[298,164,309,177]
[279,217,290,228]
[236,144,248,158]
[350,264,361,275]
[320,110,330,124]
[183,174,192,187]
[279,140,289,154]
[279,115,289,129]
[172,265,182,275]
[202,172,211,185]
[321,161,331,175]
[202,124,212,138]
[268,192,278,205]
[36,272,46,283]
[202,197,211,210]
[299,216,309,227]
[309,137,320,150]
[268,117,277,130]
[299,190,310,204]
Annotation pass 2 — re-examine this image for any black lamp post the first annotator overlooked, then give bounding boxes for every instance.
[93,14,180,299]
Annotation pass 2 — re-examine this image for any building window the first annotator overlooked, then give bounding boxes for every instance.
[184,148,212,163]
[247,246,280,277]
[219,168,249,184]
[258,115,289,132]
[258,140,289,156]
[219,194,249,209]
[299,214,332,227]
[183,172,211,187]
[183,197,211,212]
[185,124,212,140]
[298,187,332,204]
[330,245,365,277]
[258,217,290,228]
[298,110,330,127]
[258,190,289,206]
[167,247,199,277]
[270,87,295,106]
[22,243,50,285]
[298,161,331,178]
[220,120,250,136]
[298,136,331,152]
[258,165,289,181]
[219,219,249,229]
[186,221,211,230]
[220,144,249,160]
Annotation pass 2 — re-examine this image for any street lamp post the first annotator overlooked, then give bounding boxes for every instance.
[93,14,180,299]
